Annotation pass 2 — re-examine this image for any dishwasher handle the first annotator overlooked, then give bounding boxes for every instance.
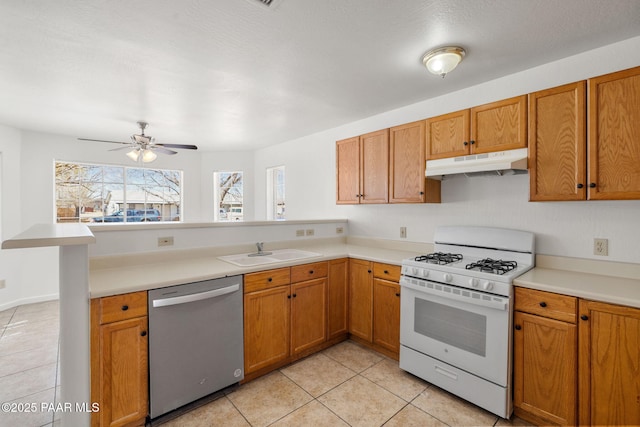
[152,283,240,308]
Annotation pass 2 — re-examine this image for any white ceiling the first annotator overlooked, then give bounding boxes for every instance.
[1,0,640,152]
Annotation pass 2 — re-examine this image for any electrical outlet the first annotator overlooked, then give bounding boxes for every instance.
[296,229,305,237]
[158,237,174,247]
[305,229,315,236]
[336,227,344,234]
[400,227,407,239]
[594,238,608,256]
[0,279,5,289]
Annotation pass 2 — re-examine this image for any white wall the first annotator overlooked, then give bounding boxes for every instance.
[254,36,640,265]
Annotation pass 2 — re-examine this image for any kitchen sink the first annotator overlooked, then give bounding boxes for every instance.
[218,249,322,266]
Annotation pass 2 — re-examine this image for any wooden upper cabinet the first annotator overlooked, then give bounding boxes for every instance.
[588,66,640,200]
[578,300,640,426]
[360,129,389,204]
[529,82,586,201]
[426,109,470,160]
[336,130,388,204]
[390,121,425,202]
[336,136,361,204]
[471,95,528,154]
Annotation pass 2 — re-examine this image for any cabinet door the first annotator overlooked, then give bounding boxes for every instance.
[513,311,577,426]
[578,300,640,426]
[588,66,640,200]
[471,95,527,154]
[336,136,361,204]
[244,286,290,374]
[291,278,327,355]
[426,109,470,160]
[99,317,148,427]
[348,259,373,342]
[389,121,426,203]
[372,278,400,355]
[360,129,389,204]
[327,258,349,339]
[529,82,586,201]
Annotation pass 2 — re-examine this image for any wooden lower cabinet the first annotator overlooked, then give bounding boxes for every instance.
[327,258,349,339]
[372,278,400,354]
[348,259,373,342]
[578,300,640,426]
[91,292,148,427]
[291,278,327,354]
[513,311,577,426]
[244,285,291,374]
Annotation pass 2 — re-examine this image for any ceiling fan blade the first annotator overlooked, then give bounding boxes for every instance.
[78,137,130,145]
[156,143,198,150]
[153,146,178,155]
[108,145,136,152]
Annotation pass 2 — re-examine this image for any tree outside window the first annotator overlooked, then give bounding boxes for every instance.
[55,161,182,223]
[214,171,243,221]
[267,166,285,220]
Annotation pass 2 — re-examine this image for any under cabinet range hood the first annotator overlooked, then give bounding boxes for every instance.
[426,148,528,179]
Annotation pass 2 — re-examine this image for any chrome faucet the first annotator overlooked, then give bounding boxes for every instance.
[256,242,264,254]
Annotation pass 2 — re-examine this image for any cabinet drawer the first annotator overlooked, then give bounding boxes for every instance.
[515,287,577,323]
[245,267,291,293]
[99,291,148,324]
[373,263,401,282]
[291,261,328,283]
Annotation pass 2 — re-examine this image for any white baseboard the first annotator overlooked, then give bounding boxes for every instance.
[0,293,59,312]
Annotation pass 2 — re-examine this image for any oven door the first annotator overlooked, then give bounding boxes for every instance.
[400,278,511,386]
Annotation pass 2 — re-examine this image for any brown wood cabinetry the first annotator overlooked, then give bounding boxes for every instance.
[514,287,577,426]
[426,96,527,160]
[578,300,640,426]
[244,262,337,379]
[389,120,441,203]
[529,82,586,201]
[327,258,349,339]
[349,259,401,359]
[91,291,148,427]
[588,66,640,200]
[336,129,389,204]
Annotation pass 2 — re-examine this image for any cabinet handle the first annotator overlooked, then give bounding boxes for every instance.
[384,270,389,274]
[287,295,291,299]
[515,325,522,330]
[470,140,475,145]
[419,191,424,195]
[121,305,129,311]
[539,302,547,308]
[581,315,589,321]
[463,141,468,146]
[367,270,372,273]
[267,278,272,282]
[140,331,147,337]
[577,183,584,189]
[309,270,314,274]
[589,183,596,188]
[395,292,400,297]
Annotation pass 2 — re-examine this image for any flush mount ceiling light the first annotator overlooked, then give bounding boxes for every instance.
[422,46,466,78]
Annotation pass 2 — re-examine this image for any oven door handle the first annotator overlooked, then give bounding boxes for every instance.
[400,278,508,311]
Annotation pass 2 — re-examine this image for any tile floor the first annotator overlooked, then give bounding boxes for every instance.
[0,300,534,427]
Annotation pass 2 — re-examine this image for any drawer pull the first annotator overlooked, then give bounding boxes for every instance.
[268,278,273,282]
[121,305,129,311]
[309,270,314,274]
[384,270,389,274]
[539,302,547,308]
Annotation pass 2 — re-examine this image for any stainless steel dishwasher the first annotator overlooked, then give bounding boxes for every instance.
[148,275,244,419]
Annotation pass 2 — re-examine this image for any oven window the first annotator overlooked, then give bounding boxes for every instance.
[414,297,487,356]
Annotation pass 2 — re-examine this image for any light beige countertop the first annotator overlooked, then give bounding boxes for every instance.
[514,255,640,309]
[89,237,431,298]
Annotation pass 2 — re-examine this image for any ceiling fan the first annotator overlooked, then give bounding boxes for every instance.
[78,121,198,163]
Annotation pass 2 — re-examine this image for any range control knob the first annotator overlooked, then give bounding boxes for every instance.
[412,267,419,275]
[469,278,479,288]
[422,269,429,278]
[443,273,453,283]
[482,281,494,291]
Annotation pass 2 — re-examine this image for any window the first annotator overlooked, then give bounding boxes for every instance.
[55,161,182,223]
[266,166,285,220]
[214,171,243,221]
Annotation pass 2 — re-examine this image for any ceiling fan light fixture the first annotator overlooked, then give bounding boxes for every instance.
[142,149,157,163]
[422,46,465,78]
[126,149,140,162]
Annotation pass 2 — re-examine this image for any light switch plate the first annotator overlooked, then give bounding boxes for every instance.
[400,227,407,238]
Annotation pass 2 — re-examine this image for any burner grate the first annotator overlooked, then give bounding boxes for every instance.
[415,252,463,265]
[465,258,517,275]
